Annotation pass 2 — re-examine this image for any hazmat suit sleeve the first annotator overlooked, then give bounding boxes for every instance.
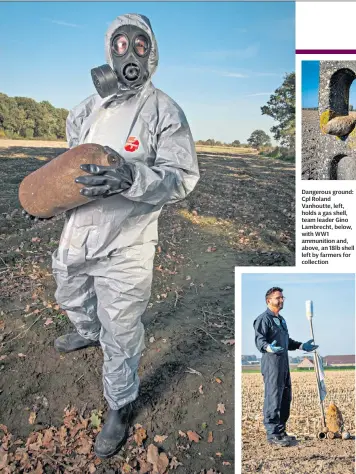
[66,94,99,149]
[288,337,302,351]
[120,104,200,207]
[253,315,271,353]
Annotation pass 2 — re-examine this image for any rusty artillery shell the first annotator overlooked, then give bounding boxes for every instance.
[323,115,356,136]
[19,143,120,218]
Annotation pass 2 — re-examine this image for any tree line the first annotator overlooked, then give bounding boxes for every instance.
[0,93,68,140]
[196,139,249,147]
[196,132,271,149]
[0,72,295,148]
[197,72,295,151]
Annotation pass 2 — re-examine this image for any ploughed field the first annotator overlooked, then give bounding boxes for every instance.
[0,140,294,473]
[242,371,355,474]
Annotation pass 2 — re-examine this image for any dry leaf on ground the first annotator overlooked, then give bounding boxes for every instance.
[13,440,24,446]
[178,430,187,438]
[217,403,225,414]
[75,431,92,454]
[0,448,8,470]
[59,425,67,445]
[154,435,168,443]
[88,463,97,473]
[63,407,77,428]
[28,432,43,451]
[0,424,8,434]
[138,458,152,474]
[28,412,36,425]
[215,378,222,384]
[33,460,43,474]
[199,385,204,394]
[42,428,54,448]
[169,456,183,469]
[70,418,88,438]
[208,431,213,443]
[223,461,231,466]
[134,427,147,446]
[187,430,200,443]
[216,420,224,425]
[147,444,169,474]
[0,321,5,331]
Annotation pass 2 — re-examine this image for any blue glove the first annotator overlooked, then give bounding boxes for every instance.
[267,340,284,354]
[75,146,134,198]
[302,339,319,352]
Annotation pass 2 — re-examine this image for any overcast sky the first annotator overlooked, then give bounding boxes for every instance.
[241,273,355,357]
[0,1,295,143]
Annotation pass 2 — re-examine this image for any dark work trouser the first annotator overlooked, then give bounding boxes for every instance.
[263,370,292,437]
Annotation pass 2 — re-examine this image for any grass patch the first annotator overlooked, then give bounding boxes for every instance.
[258,146,295,163]
[178,210,235,232]
[196,145,257,155]
[260,154,295,163]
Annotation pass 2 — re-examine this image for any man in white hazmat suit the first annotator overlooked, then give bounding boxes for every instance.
[52,13,199,458]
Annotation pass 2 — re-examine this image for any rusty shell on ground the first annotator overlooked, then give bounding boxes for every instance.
[19,143,118,218]
[323,115,356,136]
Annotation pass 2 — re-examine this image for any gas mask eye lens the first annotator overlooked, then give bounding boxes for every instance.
[112,34,128,56]
[134,35,150,57]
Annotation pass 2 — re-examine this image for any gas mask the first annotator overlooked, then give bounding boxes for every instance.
[91,25,151,98]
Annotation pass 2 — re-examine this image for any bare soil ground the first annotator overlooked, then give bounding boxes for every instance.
[242,372,355,474]
[0,140,294,473]
[242,436,355,474]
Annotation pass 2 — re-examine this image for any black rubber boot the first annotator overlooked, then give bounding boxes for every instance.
[280,432,296,441]
[54,332,100,353]
[267,434,290,447]
[94,404,132,459]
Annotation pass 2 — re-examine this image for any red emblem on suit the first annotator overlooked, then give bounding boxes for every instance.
[124,136,140,152]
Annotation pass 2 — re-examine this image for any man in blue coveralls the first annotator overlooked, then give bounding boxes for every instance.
[253,287,318,447]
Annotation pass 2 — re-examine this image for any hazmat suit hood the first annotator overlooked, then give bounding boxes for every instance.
[101,13,159,101]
